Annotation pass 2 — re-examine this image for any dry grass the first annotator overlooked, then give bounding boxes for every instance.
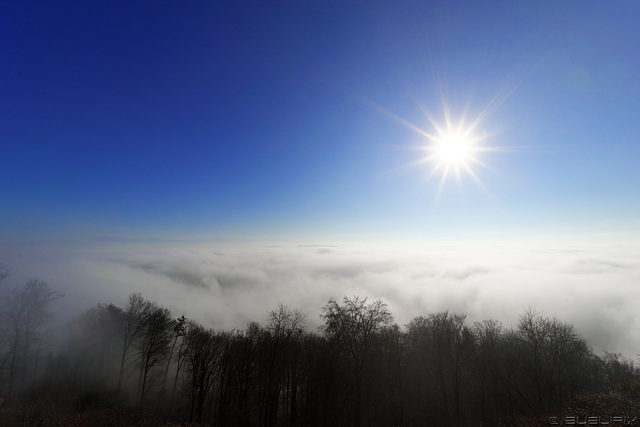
[4,381,640,426]
[497,381,640,427]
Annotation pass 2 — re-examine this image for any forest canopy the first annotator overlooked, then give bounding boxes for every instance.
[1,272,638,426]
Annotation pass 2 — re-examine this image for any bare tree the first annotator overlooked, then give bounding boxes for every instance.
[162,314,186,395]
[1,279,63,397]
[515,308,593,412]
[220,322,261,425]
[429,312,475,426]
[171,317,191,400]
[267,304,307,339]
[473,319,505,426]
[183,321,221,423]
[602,351,639,390]
[69,303,122,383]
[137,304,173,403]
[116,293,151,393]
[259,304,307,427]
[321,296,392,427]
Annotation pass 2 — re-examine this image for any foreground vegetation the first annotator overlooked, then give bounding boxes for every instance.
[1,267,638,426]
[4,380,640,426]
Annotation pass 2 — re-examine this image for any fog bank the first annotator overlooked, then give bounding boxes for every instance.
[1,236,638,357]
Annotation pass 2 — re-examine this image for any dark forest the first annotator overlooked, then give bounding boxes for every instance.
[1,269,638,426]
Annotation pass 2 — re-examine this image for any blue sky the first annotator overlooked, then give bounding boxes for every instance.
[2,1,640,357]
[2,0,639,242]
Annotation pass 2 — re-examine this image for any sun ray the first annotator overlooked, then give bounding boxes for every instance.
[381,85,521,195]
[356,67,545,197]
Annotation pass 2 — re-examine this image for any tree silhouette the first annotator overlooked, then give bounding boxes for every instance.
[1,279,63,397]
[1,290,636,427]
[116,293,151,393]
[137,303,173,403]
[183,321,220,423]
[321,296,392,427]
[162,314,186,396]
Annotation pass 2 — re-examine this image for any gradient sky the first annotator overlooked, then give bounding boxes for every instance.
[3,1,640,359]
[2,1,639,242]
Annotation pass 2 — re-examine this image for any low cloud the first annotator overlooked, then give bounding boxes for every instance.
[1,237,639,357]
[439,265,491,280]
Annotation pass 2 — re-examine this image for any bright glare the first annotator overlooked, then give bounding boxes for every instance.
[420,120,489,194]
[367,86,518,197]
[437,133,471,164]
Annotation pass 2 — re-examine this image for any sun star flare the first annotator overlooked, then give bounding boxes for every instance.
[436,132,472,165]
[420,117,490,194]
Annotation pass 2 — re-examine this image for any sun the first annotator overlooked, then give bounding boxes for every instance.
[419,119,489,193]
[436,132,472,165]
[363,86,517,196]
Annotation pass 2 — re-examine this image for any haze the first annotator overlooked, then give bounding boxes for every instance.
[2,0,640,366]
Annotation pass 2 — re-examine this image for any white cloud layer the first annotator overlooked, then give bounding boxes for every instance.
[1,236,639,357]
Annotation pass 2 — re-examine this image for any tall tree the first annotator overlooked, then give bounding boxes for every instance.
[428,312,475,426]
[137,304,173,403]
[259,304,306,427]
[321,297,392,427]
[474,319,505,426]
[116,293,151,393]
[183,321,220,423]
[515,308,593,412]
[69,303,122,385]
[162,314,186,396]
[1,279,63,397]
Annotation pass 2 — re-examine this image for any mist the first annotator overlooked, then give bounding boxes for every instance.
[1,235,638,357]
